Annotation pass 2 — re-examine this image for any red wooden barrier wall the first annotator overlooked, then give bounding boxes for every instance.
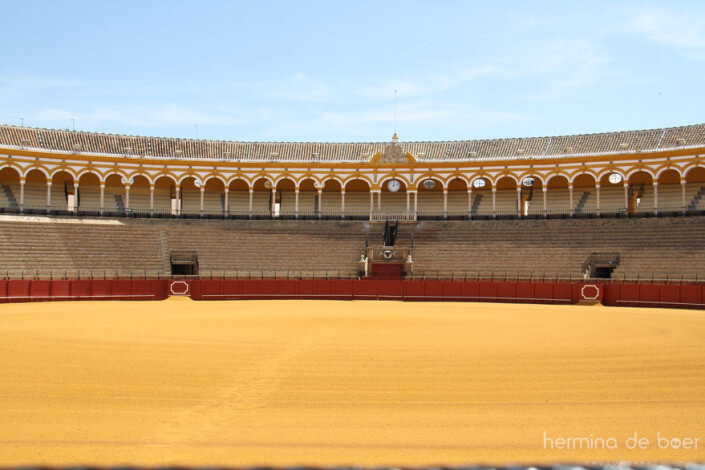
[602,282,705,309]
[188,278,578,304]
[0,279,169,303]
[0,278,704,309]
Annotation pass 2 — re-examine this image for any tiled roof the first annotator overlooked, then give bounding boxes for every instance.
[1,123,703,162]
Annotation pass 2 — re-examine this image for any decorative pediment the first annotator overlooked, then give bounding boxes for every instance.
[369,133,417,165]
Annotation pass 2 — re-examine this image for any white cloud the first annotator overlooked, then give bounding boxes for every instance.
[352,65,516,101]
[244,72,337,103]
[31,105,255,130]
[523,39,608,100]
[320,103,527,127]
[626,7,705,59]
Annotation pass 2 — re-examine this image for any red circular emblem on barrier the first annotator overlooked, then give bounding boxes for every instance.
[170,280,190,296]
[581,284,600,300]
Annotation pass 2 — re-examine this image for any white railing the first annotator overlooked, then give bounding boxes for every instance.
[370,211,417,221]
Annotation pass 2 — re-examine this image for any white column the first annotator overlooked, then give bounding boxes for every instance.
[248,188,253,217]
[443,189,448,218]
[124,184,131,213]
[412,191,418,220]
[294,189,299,218]
[272,188,277,217]
[406,190,418,220]
[653,181,659,216]
[149,185,154,216]
[224,187,229,215]
[568,184,574,216]
[467,189,472,219]
[681,178,687,213]
[340,190,345,218]
[406,191,410,212]
[542,187,547,217]
[596,183,601,216]
[623,182,629,214]
[100,183,105,215]
[516,187,522,217]
[175,186,181,216]
[492,187,497,218]
[200,186,205,216]
[19,179,25,213]
[73,183,79,212]
[317,188,323,218]
[46,182,52,213]
[369,191,374,219]
[376,190,381,212]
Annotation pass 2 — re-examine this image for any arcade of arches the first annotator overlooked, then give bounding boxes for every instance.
[1,165,704,219]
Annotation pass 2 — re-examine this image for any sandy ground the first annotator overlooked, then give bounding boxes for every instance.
[0,298,704,466]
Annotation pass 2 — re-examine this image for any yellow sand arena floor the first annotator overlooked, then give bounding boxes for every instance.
[0,298,704,466]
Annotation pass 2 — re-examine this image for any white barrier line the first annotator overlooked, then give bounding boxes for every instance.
[201,293,572,302]
[616,299,704,307]
[202,293,349,298]
[0,294,155,300]
[404,295,572,302]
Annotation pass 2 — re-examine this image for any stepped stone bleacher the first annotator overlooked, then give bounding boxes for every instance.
[0,217,370,277]
[0,219,166,275]
[410,217,705,280]
[0,215,704,280]
[160,219,368,274]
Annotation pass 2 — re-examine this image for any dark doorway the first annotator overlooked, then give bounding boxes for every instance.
[170,251,199,276]
[592,266,615,279]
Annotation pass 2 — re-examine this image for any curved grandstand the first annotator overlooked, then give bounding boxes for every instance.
[1,123,704,291]
[0,123,704,219]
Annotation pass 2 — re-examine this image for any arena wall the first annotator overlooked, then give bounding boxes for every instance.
[1,278,704,309]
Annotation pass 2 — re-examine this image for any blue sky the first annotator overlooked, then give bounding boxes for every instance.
[1,0,704,142]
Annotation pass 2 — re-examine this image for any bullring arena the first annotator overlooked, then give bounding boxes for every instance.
[1,123,705,466]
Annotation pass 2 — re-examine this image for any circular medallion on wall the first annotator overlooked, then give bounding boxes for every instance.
[472,178,486,189]
[608,173,623,184]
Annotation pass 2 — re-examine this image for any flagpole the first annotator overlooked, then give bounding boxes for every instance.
[394,89,397,135]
